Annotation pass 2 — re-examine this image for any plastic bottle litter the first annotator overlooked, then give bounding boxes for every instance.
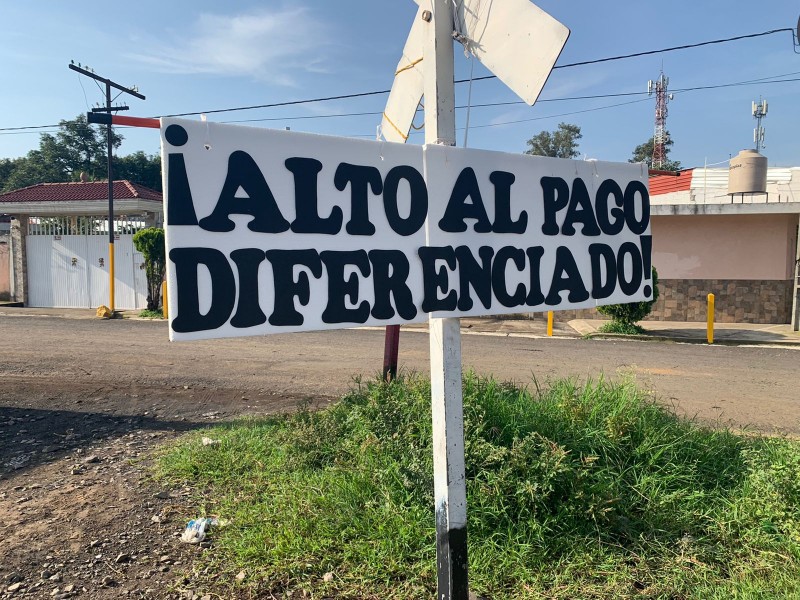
[180,517,218,544]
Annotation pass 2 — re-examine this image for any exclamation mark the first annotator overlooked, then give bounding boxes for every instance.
[164,124,199,226]
[640,235,653,298]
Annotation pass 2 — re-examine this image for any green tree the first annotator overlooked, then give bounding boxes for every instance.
[1,115,123,192]
[2,151,65,192]
[525,122,582,159]
[630,134,681,171]
[0,158,20,188]
[114,151,162,191]
[39,114,123,181]
[597,267,660,333]
[132,227,166,312]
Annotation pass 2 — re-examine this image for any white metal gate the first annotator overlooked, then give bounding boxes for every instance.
[26,216,149,309]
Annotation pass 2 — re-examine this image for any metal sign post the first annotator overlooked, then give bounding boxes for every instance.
[422,3,468,598]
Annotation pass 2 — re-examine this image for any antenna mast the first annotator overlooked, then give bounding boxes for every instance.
[647,72,673,169]
[752,98,768,152]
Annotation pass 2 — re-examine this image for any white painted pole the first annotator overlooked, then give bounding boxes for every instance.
[422,2,468,599]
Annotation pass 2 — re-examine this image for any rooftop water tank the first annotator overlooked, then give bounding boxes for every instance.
[728,149,767,195]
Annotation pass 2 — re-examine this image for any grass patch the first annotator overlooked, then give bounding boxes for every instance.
[138,308,163,319]
[598,321,647,335]
[157,374,800,598]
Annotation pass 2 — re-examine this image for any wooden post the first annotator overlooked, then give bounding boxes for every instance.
[383,324,400,381]
[423,2,468,599]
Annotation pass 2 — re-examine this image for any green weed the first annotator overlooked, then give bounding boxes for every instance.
[597,321,647,335]
[157,374,800,599]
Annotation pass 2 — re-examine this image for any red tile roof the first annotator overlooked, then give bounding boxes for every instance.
[649,170,693,196]
[0,180,162,203]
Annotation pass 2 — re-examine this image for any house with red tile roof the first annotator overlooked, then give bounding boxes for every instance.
[647,167,800,328]
[555,165,800,328]
[0,180,163,309]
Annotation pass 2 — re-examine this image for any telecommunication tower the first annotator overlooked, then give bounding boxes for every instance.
[647,72,673,169]
[752,98,768,152]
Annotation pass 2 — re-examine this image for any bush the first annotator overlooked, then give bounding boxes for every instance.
[132,227,165,312]
[597,266,659,327]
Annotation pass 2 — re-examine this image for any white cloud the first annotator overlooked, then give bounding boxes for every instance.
[539,70,610,99]
[126,7,329,84]
[488,109,528,127]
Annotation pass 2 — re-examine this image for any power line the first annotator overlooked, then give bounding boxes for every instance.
[441,76,800,133]
[6,73,800,137]
[223,111,383,125]
[0,124,63,132]
[0,129,62,136]
[343,99,653,137]
[0,27,797,135]
[673,76,800,94]
[455,28,795,84]
[428,98,653,132]
[560,28,794,67]
[4,73,799,136]
[3,75,800,136]
[157,90,391,119]
[156,27,796,119]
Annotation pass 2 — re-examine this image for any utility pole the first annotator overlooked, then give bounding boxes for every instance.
[68,62,145,312]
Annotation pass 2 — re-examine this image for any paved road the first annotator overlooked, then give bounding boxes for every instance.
[0,315,798,433]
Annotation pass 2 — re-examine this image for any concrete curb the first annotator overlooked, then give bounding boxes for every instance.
[583,332,678,343]
[358,325,577,341]
[583,332,800,347]
[0,308,167,322]
[115,311,166,322]
[1,306,798,347]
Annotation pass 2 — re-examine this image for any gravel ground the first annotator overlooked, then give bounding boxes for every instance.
[2,314,799,598]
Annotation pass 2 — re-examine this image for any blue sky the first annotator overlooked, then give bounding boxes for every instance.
[1,1,799,168]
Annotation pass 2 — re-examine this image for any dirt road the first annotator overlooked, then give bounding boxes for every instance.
[2,315,798,430]
[1,315,798,598]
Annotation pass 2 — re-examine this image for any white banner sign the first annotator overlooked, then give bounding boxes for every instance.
[162,118,652,341]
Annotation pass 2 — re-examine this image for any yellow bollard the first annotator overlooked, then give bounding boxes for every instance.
[707,293,715,344]
[162,281,168,320]
[109,242,115,313]
[547,311,554,337]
